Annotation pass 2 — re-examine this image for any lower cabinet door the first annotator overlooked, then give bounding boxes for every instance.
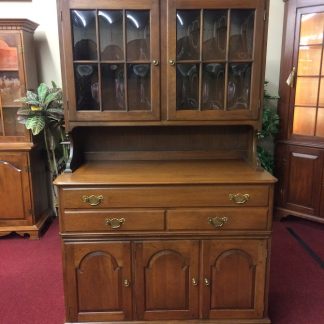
[201,239,268,319]
[134,240,199,320]
[0,152,31,223]
[63,242,132,322]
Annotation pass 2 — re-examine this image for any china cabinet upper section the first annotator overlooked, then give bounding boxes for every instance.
[0,19,38,142]
[58,0,268,127]
[284,5,324,141]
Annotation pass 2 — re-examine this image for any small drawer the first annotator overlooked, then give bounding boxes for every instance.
[166,208,269,231]
[61,209,165,232]
[60,185,269,209]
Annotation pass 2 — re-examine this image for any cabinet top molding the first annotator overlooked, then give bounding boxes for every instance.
[0,19,38,32]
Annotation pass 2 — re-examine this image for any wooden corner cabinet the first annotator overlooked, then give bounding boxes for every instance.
[275,0,324,223]
[55,0,276,323]
[0,19,53,239]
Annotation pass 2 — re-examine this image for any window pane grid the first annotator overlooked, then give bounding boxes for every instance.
[175,8,254,112]
[71,9,152,112]
[294,12,324,137]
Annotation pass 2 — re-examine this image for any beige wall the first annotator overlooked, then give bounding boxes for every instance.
[265,0,285,96]
[0,0,284,94]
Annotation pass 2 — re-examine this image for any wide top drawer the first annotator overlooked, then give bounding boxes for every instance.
[60,185,270,209]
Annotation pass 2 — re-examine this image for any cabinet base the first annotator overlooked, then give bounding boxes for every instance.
[274,207,324,224]
[0,209,54,239]
[66,318,271,324]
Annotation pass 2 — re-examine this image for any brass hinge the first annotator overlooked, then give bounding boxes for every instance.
[60,11,63,21]
[264,10,267,21]
[66,100,69,111]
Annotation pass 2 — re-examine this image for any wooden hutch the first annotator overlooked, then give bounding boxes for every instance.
[55,0,276,323]
[275,0,324,224]
[0,19,53,239]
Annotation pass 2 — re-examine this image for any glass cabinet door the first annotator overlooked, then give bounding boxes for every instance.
[166,0,266,121]
[291,7,324,139]
[0,32,26,139]
[62,0,160,121]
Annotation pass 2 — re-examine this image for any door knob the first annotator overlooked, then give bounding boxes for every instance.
[169,59,175,65]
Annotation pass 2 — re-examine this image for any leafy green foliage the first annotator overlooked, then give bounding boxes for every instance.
[257,146,274,173]
[15,82,68,178]
[25,115,45,135]
[257,81,280,174]
[16,82,64,135]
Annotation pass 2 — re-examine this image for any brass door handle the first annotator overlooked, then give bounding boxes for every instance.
[208,216,228,228]
[229,193,250,204]
[169,59,175,65]
[82,195,103,206]
[152,59,159,66]
[192,278,198,286]
[123,279,131,287]
[204,278,210,287]
[105,218,125,229]
[286,66,296,87]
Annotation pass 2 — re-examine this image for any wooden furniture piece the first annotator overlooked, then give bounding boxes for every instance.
[55,0,276,323]
[0,19,53,239]
[275,0,324,224]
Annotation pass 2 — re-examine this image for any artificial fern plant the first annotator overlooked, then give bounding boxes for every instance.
[257,81,280,174]
[16,82,69,178]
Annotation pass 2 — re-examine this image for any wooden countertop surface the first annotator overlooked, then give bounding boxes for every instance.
[54,159,277,186]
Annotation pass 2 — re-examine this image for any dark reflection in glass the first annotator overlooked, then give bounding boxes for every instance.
[3,107,25,136]
[202,64,225,110]
[0,71,21,106]
[176,64,199,110]
[176,10,200,60]
[126,10,150,61]
[99,10,124,60]
[229,10,255,60]
[74,64,99,110]
[102,64,125,111]
[227,63,251,110]
[203,10,227,60]
[71,10,97,60]
[127,64,151,110]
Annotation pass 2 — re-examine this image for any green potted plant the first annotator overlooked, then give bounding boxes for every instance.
[15,81,69,179]
[257,81,280,174]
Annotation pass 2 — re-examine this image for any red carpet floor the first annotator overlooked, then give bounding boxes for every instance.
[0,217,324,324]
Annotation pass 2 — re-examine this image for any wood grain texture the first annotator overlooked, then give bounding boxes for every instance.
[55,160,275,186]
[56,0,274,322]
[0,20,52,238]
[275,0,324,223]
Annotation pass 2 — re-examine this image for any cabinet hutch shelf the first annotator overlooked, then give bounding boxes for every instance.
[55,0,276,323]
[0,19,53,239]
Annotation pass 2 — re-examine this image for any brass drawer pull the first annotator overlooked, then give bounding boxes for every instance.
[123,279,131,287]
[204,278,210,287]
[192,277,198,286]
[229,193,250,204]
[208,216,228,228]
[82,194,103,206]
[105,218,125,229]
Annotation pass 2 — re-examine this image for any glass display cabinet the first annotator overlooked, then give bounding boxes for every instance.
[276,0,324,223]
[0,19,53,239]
[55,1,276,323]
